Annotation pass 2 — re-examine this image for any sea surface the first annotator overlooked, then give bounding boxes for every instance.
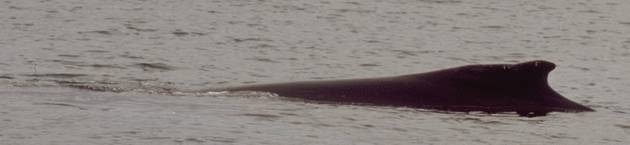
[1,0,629,144]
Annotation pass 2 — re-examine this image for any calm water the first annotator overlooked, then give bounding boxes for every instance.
[1,0,629,144]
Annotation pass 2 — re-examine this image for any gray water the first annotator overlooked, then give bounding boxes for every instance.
[1,0,629,144]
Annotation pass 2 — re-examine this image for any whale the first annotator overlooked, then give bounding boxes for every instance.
[217,60,594,117]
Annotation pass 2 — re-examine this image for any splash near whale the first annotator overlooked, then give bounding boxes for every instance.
[219,60,594,117]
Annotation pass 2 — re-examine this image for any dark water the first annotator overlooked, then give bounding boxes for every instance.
[1,0,629,144]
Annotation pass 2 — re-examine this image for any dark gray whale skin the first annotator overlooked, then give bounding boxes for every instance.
[220,60,594,117]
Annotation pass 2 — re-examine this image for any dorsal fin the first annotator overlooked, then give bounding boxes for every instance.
[511,60,556,74]
[507,60,556,85]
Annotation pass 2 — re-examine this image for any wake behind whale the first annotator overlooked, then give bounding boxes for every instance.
[214,60,594,117]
